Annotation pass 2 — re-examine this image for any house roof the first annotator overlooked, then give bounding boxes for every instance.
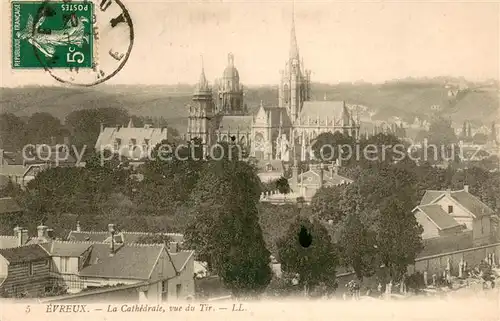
[420,190,444,205]
[415,204,462,230]
[78,243,173,280]
[40,241,93,257]
[94,127,169,151]
[0,197,22,214]
[0,236,18,249]
[0,244,50,263]
[297,168,352,186]
[67,231,184,243]
[450,190,494,218]
[420,189,494,218]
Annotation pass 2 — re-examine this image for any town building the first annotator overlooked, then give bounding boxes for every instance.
[0,146,77,189]
[260,159,352,204]
[0,224,195,301]
[412,185,497,256]
[94,120,170,161]
[186,12,361,162]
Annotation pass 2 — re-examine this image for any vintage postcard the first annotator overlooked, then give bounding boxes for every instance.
[1,0,499,320]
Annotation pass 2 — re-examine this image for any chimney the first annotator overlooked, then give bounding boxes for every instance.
[100,122,104,133]
[46,228,54,239]
[464,185,469,193]
[169,242,179,253]
[50,136,56,146]
[76,221,81,232]
[108,224,116,256]
[63,136,70,146]
[445,188,451,196]
[37,225,48,239]
[14,226,29,247]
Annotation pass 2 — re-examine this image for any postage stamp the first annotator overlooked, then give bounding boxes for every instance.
[11,0,94,69]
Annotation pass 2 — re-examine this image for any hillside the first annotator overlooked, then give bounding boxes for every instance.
[1,80,498,134]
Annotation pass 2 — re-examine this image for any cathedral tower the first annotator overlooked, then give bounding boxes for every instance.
[215,53,245,115]
[187,59,214,145]
[278,9,311,122]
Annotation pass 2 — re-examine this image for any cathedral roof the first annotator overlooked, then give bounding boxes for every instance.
[217,115,253,132]
[299,101,348,124]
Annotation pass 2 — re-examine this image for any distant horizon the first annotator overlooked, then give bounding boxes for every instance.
[1,75,499,89]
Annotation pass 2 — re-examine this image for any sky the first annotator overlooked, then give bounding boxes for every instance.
[1,0,500,87]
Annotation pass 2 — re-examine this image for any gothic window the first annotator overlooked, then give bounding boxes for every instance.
[240,136,246,146]
[254,133,264,150]
[284,84,289,104]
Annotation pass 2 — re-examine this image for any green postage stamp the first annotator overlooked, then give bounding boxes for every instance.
[11,1,94,69]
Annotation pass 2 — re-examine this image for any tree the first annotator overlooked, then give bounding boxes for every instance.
[310,185,346,224]
[184,152,271,297]
[0,113,26,150]
[275,176,290,194]
[65,107,130,152]
[337,211,378,280]
[24,112,63,145]
[277,216,338,296]
[311,132,355,164]
[375,198,423,282]
[425,116,458,163]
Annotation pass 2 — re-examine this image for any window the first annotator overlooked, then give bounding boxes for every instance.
[114,138,122,151]
[60,257,69,273]
[28,262,34,276]
[448,205,453,214]
[176,284,182,299]
[161,280,168,301]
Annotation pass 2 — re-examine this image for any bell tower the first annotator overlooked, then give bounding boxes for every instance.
[187,57,214,145]
[278,5,311,122]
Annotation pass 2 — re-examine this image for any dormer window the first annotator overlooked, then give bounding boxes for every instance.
[448,205,453,214]
[266,164,273,172]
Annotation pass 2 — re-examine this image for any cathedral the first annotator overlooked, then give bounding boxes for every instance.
[186,13,361,161]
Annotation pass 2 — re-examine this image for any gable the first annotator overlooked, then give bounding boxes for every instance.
[299,171,321,184]
[254,107,268,125]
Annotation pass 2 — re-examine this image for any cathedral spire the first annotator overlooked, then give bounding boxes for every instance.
[197,55,209,92]
[289,1,299,61]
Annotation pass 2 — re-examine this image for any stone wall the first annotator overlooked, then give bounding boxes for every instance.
[408,242,500,277]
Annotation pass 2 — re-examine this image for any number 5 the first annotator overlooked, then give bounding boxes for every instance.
[67,47,84,63]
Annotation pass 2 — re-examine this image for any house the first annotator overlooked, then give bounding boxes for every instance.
[0,148,77,188]
[413,185,496,248]
[94,120,169,160]
[290,161,352,201]
[0,244,52,297]
[260,160,353,204]
[0,224,195,301]
[255,159,285,183]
